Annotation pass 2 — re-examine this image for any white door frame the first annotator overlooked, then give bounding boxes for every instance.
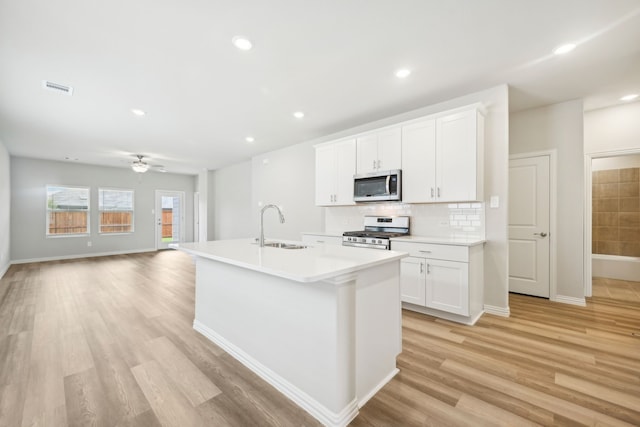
[584,148,640,297]
[509,150,558,300]
[155,190,186,250]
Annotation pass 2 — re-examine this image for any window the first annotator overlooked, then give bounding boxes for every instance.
[99,188,134,233]
[46,185,90,235]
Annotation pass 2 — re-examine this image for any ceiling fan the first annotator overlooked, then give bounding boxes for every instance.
[131,154,165,173]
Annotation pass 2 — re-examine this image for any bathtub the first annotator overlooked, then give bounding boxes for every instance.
[592,254,640,281]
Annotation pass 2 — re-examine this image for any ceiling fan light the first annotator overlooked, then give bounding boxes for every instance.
[132,161,149,173]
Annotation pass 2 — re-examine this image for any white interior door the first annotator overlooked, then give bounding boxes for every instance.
[156,190,185,250]
[509,156,550,297]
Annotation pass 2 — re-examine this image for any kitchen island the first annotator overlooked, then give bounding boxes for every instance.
[171,239,407,427]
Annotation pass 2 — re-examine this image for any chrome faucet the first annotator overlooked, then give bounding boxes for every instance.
[259,204,285,247]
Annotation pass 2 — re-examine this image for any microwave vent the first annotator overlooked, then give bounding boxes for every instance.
[42,80,74,96]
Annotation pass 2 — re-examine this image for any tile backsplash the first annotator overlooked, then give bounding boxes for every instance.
[325,202,485,239]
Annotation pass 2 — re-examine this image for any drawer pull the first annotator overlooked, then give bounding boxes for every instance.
[419,250,432,254]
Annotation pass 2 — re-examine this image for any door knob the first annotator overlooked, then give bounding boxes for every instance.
[534,232,548,237]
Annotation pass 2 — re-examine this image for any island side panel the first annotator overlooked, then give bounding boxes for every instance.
[355,260,402,406]
[193,256,357,418]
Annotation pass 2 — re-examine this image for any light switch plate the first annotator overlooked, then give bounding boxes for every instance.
[490,196,499,208]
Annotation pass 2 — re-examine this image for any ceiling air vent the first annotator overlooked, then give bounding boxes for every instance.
[42,80,73,96]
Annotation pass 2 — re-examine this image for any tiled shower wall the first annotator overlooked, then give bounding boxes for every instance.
[592,168,640,257]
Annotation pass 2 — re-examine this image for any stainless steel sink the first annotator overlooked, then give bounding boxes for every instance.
[263,242,308,249]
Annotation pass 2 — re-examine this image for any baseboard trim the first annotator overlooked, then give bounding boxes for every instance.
[551,295,586,306]
[194,320,359,427]
[357,368,398,408]
[11,248,158,264]
[0,262,9,280]
[483,304,510,317]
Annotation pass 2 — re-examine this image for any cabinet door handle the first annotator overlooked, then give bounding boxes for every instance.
[420,262,423,274]
[373,160,376,170]
[377,160,381,169]
[427,264,431,274]
[534,232,548,237]
[431,188,434,198]
[437,187,441,198]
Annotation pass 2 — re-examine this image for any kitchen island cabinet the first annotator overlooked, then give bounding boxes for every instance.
[171,239,407,427]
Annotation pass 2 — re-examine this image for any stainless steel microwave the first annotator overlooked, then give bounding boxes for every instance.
[353,169,401,202]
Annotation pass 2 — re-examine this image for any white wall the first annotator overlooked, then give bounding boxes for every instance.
[10,157,196,262]
[0,139,10,279]
[251,141,324,240]
[592,154,640,170]
[585,101,640,154]
[510,100,585,299]
[209,161,253,240]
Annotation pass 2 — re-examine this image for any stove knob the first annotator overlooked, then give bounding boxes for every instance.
[360,238,366,243]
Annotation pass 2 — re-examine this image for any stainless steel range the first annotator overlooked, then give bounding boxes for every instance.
[342,216,410,250]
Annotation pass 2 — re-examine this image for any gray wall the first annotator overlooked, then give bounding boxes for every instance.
[510,100,585,299]
[0,139,10,279]
[208,140,323,242]
[10,157,196,262]
[251,141,324,241]
[208,161,253,240]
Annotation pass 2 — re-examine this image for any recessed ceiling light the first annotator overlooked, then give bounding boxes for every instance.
[620,94,638,102]
[131,109,146,116]
[293,111,305,119]
[232,36,253,51]
[553,43,576,55]
[245,136,255,143]
[395,68,411,79]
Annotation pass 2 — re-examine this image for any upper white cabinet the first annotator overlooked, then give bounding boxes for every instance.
[315,138,356,206]
[356,127,402,174]
[401,119,437,203]
[402,106,484,203]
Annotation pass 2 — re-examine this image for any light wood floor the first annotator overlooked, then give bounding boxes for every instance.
[1,253,639,426]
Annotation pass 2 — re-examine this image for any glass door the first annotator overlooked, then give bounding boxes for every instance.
[155,190,185,249]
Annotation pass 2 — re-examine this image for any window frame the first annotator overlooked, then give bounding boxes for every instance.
[98,187,135,235]
[46,184,91,237]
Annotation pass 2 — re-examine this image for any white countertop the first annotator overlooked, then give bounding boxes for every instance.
[171,239,407,283]
[301,231,344,237]
[390,236,486,246]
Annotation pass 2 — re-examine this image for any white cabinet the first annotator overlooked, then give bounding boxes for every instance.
[400,257,426,306]
[425,259,469,316]
[401,119,436,203]
[402,106,484,203]
[315,138,356,206]
[392,240,484,324]
[301,233,343,246]
[356,127,401,174]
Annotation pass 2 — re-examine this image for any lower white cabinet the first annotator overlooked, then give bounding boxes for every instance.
[394,240,484,324]
[425,259,469,316]
[400,257,426,305]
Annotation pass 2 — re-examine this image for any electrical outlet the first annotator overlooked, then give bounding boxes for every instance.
[87,241,92,247]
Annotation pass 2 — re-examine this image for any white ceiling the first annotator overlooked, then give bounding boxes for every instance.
[1,0,639,175]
